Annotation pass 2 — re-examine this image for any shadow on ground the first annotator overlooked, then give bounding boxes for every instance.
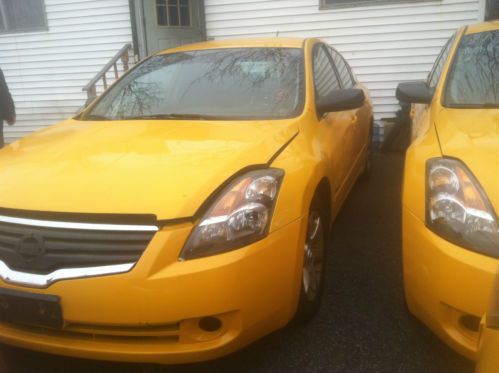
[0,153,474,373]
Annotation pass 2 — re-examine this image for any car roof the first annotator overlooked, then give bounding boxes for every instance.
[465,20,499,35]
[157,38,307,55]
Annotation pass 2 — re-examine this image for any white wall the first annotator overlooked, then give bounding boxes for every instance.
[0,0,485,142]
[0,0,133,142]
[204,0,483,120]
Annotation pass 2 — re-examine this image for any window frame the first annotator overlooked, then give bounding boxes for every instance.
[427,33,456,90]
[155,0,192,28]
[0,0,48,34]
[319,0,438,10]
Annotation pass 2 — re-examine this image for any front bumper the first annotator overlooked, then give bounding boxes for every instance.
[0,217,305,364]
[403,207,498,360]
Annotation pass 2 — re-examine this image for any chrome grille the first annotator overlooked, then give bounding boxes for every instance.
[0,215,157,275]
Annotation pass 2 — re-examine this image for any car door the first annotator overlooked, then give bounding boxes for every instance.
[312,43,355,215]
[327,47,371,175]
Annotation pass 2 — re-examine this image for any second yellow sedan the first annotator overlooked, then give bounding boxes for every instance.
[397,21,499,360]
[0,38,372,364]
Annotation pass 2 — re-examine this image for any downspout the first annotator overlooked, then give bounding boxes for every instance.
[199,0,207,40]
[132,0,148,58]
[128,0,140,58]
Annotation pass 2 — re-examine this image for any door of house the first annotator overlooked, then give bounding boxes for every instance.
[485,0,498,20]
[140,0,205,56]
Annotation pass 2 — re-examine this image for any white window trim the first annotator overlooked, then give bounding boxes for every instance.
[478,0,486,21]
[319,0,441,10]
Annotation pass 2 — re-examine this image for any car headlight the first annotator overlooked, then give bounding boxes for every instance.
[180,168,284,260]
[426,158,499,257]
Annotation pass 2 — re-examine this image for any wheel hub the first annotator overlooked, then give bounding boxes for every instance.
[302,211,325,301]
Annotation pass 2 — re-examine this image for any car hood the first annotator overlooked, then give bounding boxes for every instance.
[435,108,499,213]
[0,119,298,220]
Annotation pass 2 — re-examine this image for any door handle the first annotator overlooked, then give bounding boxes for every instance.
[350,115,357,123]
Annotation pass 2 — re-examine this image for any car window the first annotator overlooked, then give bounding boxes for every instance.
[445,29,498,107]
[328,47,355,89]
[313,45,340,100]
[85,48,305,120]
[428,34,456,89]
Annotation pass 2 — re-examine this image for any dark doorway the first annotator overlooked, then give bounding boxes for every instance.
[485,0,499,21]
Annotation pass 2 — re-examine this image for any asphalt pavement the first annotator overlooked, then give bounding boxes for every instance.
[0,153,475,373]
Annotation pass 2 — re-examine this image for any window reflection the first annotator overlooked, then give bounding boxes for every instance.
[446,30,498,107]
[87,48,304,121]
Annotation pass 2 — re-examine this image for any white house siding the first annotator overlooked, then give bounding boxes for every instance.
[0,0,133,142]
[204,0,483,120]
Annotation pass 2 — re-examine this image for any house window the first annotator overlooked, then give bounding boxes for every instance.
[0,0,47,33]
[321,0,421,8]
[156,0,191,27]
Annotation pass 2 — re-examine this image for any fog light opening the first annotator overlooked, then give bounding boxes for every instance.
[459,314,480,333]
[198,317,222,332]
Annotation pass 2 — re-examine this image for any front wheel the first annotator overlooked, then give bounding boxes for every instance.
[294,201,327,323]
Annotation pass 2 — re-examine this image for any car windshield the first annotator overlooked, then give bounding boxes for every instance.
[445,30,499,108]
[84,48,304,121]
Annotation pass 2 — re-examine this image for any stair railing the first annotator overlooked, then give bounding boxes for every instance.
[82,43,133,105]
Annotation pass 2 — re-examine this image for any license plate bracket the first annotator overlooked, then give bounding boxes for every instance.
[0,288,63,328]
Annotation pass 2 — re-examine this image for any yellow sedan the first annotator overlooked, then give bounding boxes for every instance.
[397,21,499,360]
[0,38,372,364]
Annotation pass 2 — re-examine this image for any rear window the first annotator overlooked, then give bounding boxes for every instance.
[444,30,499,108]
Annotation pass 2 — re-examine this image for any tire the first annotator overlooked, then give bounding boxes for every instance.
[359,120,374,182]
[294,195,328,323]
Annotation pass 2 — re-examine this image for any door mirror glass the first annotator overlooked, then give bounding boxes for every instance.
[316,88,365,116]
[396,81,433,104]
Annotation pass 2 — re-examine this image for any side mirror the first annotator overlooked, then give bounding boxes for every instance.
[316,89,365,116]
[396,81,433,104]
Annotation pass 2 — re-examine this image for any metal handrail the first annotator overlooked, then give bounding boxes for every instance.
[82,43,132,103]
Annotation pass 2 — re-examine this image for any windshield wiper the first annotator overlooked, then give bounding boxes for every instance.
[120,113,226,120]
[83,114,112,121]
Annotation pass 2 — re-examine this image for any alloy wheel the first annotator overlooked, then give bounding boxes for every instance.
[302,211,325,301]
